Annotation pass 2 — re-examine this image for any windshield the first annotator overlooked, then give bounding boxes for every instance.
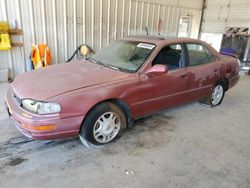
[90,40,155,73]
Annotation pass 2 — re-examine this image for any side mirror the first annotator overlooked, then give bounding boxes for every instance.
[146,64,168,76]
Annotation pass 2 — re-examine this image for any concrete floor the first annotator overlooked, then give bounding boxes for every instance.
[0,76,250,188]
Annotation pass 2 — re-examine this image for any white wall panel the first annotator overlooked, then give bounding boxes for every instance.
[0,0,202,79]
[202,0,250,33]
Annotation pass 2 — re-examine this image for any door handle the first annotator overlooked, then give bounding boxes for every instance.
[180,74,188,78]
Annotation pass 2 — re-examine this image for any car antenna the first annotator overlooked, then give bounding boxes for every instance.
[145,27,149,35]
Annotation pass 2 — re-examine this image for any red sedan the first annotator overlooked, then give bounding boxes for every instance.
[5,36,240,146]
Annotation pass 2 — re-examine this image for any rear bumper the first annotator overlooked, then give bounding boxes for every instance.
[5,88,83,140]
[228,74,240,89]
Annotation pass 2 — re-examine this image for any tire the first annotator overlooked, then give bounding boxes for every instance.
[201,82,225,107]
[79,102,127,146]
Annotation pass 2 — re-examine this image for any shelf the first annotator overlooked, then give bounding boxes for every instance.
[8,29,23,35]
[11,42,23,47]
[0,29,23,48]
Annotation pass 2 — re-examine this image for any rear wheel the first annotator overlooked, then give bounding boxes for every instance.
[211,84,224,106]
[79,102,126,146]
[200,83,225,107]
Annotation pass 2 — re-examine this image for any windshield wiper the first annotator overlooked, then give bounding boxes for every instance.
[89,58,119,71]
[88,57,126,72]
[105,64,120,71]
[87,57,98,64]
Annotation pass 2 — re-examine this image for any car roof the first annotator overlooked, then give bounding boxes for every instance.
[123,35,205,46]
[122,35,220,58]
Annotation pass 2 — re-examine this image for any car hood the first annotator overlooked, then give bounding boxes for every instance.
[11,61,130,100]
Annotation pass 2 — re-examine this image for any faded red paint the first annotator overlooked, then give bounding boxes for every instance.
[6,36,240,140]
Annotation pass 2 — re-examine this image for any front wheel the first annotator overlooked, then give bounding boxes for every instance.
[79,102,127,146]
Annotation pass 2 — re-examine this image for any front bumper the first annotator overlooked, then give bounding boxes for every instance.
[5,88,83,140]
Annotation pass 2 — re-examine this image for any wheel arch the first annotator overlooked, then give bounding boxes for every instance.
[79,98,133,133]
[109,99,133,125]
[217,77,229,91]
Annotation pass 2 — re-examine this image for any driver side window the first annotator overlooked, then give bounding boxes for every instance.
[152,44,183,70]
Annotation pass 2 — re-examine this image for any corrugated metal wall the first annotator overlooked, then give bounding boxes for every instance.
[202,0,250,33]
[0,0,202,79]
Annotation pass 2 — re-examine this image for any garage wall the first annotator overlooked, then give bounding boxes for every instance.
[202,0,250,33]
[0,0,202,79]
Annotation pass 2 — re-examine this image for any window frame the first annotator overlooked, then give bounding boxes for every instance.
[203,45,217,62]
[184,43,216,67]
[152,43,186,70]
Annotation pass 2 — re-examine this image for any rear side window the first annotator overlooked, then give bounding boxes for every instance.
[187,44,211,66]
[204,46,216,62]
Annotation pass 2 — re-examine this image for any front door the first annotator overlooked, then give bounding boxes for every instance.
[137,44,190,117]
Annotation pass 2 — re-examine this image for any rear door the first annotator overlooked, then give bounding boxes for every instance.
[184,43,220,101]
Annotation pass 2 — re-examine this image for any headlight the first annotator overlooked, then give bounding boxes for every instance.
[21,99,61,115]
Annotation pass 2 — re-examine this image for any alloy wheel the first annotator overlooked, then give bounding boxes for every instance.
[211,85,224,106]
[93,112,121,143]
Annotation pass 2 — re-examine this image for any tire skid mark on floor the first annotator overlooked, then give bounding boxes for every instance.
[0,157,28,172]
[0,135,79,160]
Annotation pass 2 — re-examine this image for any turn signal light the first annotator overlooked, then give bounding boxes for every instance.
[21,124,56,131]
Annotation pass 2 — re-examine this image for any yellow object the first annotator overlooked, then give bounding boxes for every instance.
[0,21,9,32]
[31,44,52,69]
[80,45,90,56]
[0,33,11,50]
